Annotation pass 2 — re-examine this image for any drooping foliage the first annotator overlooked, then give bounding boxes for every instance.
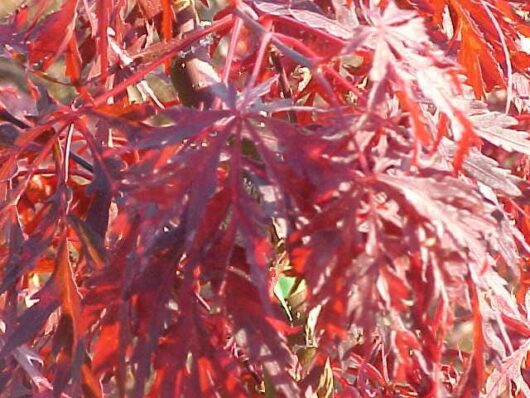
[0,0,529,396]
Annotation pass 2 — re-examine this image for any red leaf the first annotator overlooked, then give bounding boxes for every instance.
[96,0,111,78]
[161,0,174,72]
[226,248,300,397]
[28,0,79,71]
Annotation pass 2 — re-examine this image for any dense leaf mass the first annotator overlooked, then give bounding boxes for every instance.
[0,0,529,396]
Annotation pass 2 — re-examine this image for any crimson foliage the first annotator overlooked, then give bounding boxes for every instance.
[0,0,530,396]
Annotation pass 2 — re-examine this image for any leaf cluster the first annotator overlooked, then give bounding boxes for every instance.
[0,0,529,397]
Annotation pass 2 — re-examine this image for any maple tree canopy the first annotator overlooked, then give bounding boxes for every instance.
[0,0,529,397]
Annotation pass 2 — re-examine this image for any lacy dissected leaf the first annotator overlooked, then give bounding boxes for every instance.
[226,249,299,397]
[469,109,530,155]
[245,116,340,214]
[484,339,530,397]
[357,3,430,83]
[408,0,530,96]
[130,109,230,149]
[0,279,59,357]
[253,0,353,39]
[0,196,62,293]
[27,0,79,71]
[126,227,184,398]
[342,2,481,163]
[149,298,247,397]
[440,137,522,196]
[83,215,143,396]
[68,215,106,270]
[376,173,501,263]
[0,0,529,395]
[53,237,102,397]
[9,344,53,393]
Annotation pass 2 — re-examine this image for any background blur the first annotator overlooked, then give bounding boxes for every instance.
[0,0,22,17]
